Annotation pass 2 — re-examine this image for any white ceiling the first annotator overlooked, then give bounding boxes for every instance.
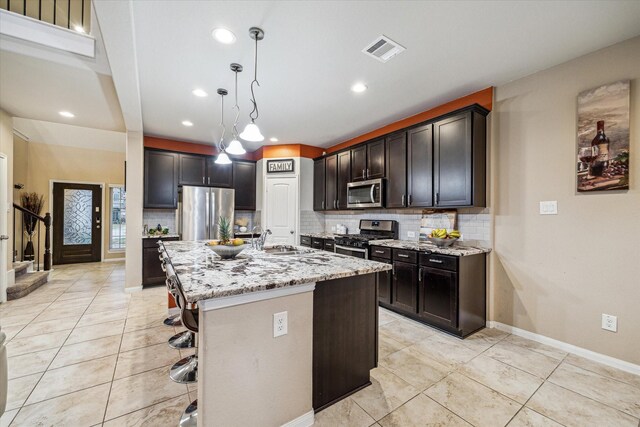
[130,1,640,150]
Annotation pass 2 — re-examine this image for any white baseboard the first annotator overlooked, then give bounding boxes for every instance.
[102,258,125,263]
[281,410,314,427]
[125,286,143,293]
[487,321,640,376]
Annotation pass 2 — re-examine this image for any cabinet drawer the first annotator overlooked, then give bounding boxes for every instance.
[370,246,391,260]
[300,236,312,247]
[393,249,417,264]
[324,240,335,251]
[312,238,325,249]
[143,236,178,248]
[419,253,457,271]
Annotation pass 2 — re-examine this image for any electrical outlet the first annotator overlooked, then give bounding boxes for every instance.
[539,201,558,215]
[602,314,617,332]
[273,311,288,337]
[407,231,416,238]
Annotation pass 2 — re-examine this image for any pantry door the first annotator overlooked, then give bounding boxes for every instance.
[265,177,298,245]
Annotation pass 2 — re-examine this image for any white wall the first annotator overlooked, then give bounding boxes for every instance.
[124,131,143,291]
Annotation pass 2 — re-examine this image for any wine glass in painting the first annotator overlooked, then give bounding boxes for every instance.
[578,146,599,179]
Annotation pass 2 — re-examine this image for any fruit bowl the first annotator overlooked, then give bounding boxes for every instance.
[426,237,458,247]
[205,241,248,259]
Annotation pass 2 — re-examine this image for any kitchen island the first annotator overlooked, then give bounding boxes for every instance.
[160,241,392,427]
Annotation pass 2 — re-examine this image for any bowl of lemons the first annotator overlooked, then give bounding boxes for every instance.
[426,229,460,247]
[205,238,248,259]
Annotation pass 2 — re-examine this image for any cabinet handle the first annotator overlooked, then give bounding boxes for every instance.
[362,169,365,179]
[392,265,395,276]
[366,168,370,177]
[202,176,205,184]
[435,192,439,204]
[401,194,405,206]
[322,201,325,210]
[335,200,338,209]
[398,253,409,258]
[408,194,412,206]
[429,258,443,264]
[208,177,210,185]
[375,250,385,254]
[419,267,423,282]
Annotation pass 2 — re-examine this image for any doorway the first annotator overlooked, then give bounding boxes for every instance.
[265,176,298,245]
[0,154,7,302]
[52,182,102,265]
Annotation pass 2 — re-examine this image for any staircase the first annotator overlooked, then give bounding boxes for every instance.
[7,261,50,300]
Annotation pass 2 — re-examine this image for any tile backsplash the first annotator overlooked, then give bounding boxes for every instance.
[143,209,176,234]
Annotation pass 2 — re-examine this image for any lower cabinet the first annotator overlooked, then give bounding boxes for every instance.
[391,261,418,313]
[300,236,312,247]
[418,266,458,329]
[142,237,179,286]
[372,257,392,305]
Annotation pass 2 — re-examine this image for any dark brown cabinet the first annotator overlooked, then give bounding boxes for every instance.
[142,236,179,286]
[300,236,312,247]
[313,158,326,211]
[311,238,324,250]
[385,132,407,208]
[337,151,351,209]
[233,161,256,210]
[206,157,233,188]
[391,260,418,313]
[418,266,458,329]
[144,149,178,209]
[178,154,206,186]
[351,139,385,182]
[407,124,434,207]
[325,155,337,210]
[372,257,392,305]
[351,145,367,181]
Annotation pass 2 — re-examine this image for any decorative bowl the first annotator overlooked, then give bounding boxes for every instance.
[426,237,458,247]
[205,243,248,259]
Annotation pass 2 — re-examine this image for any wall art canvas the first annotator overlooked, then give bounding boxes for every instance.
[576,80,630,192]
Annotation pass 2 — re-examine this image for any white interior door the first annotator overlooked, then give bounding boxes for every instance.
[265,177,297,245]
[0,155,8,303]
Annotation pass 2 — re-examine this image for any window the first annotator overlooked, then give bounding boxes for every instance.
[110,186,126,250]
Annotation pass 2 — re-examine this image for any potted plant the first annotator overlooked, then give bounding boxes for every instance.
[20,192,44,261]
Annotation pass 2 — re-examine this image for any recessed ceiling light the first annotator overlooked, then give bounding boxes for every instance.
[269,137,278,142]
[59,111,75,118]
[192,89,208,97]
[211,28,236,44]
[74,25,85,33]
[182,120,193,127]
[351,83,368,93]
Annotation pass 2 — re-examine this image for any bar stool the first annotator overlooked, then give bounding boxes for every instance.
[158,248,182,327]
[159,247,195,350]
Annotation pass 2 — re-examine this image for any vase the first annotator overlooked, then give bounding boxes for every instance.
[24,239,35,261]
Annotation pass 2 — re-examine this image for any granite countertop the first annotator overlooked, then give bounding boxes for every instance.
[300,232,336,240]
[370,239,491,257]
[142,233,180,239]
[161,240,392,302]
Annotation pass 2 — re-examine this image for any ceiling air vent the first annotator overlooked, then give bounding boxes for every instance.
[362,35,405,63]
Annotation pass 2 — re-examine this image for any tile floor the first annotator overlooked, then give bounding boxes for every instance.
[1,261,639,427]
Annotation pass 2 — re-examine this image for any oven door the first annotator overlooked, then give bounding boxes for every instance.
[335,245,368,259]
[347,179,383,208]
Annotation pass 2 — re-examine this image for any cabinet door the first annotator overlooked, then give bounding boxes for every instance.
[206,157,233,188]
[325,155,337,210]
[179,154,206,186]
[391,261,418,313]
[351,145,367,181]
[144,150,178,209]
[233,161,256,210]
[434,112,472,207]
[407,124,433,207]
[337,151,351,209]
[366,139,385,179]
[418,267,458,328]
[372,257,391,304]
[385,132,407,208]
[313,158,326,211]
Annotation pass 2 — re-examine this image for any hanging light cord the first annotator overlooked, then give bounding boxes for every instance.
[232,69,240,138]
[248,34,260,122]
[219,93,226,150]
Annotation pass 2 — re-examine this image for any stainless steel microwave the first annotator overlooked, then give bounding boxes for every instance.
[347,179,384,208]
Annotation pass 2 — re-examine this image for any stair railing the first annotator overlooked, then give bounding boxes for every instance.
[12,203,51,271]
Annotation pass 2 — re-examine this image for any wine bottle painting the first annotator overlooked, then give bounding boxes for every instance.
[577,80,630,192]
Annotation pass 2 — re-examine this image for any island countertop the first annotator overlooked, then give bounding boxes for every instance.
[160,240,392,303]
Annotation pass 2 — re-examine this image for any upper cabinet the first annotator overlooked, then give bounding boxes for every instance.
[337,151,351,209]
[407,124,434,208]
[325,154,338,210]
[233,160,257,210]
[385,132,407,208]
[351,139,385,182]
[313,158,326,211]
[178,154,207,186]
[144,149,179,209]
[206,157,233,188]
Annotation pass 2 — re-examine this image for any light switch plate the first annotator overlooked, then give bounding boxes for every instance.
[539,201,558,215]
[273,311,288,337]
[407,231,416,238]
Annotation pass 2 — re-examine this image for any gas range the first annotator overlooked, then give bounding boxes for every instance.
[334,220,398,258]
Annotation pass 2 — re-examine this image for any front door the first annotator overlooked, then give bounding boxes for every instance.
[265,177,297,245]
[53,183,102,265]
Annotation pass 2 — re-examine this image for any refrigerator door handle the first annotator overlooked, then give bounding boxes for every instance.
[205,190,210,239]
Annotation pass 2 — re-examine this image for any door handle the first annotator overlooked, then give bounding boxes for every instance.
[0,235,8,240]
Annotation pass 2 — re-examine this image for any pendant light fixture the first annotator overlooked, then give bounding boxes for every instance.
[226,63,247,155]
[215,88,232,165]
[239,27,265,142]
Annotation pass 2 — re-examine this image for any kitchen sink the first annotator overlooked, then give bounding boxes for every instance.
[263,245,313,256]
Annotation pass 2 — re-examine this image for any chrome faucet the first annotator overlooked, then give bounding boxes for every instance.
[251,226,272,250]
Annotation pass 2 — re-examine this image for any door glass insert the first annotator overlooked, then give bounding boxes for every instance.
[63,189,93,245]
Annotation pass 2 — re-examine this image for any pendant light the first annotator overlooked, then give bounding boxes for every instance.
[226,63,247,155]
[239,27,265,142]
[215,88,232,165]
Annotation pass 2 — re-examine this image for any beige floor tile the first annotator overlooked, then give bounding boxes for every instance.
[6,372,42,410]
[485,340,560,379]
[26,354,117,404]
[380,346,450,390]
[7,348,57,380]
[56,290,99,301]
[0,312,40,327]
[77,308,129,328]
[120,325,172,352]
[379,394,471,427]
[34,305,86,323]
[564,353,640,389]
[13,383,110,427]
[0,302,50,317]
[459,327,509,352]
[47,296,95,310]
[105,365,188,421]
[379,334,406,359]
[507,407,563,427]
[85,300,130,315]
[115,342,180,379]
[379,319,434,347]
[6,329,70,357]
[124,313,170,333]
[1,324,25,341]
[126,303,168,319]
[0,408,19,427]
[527,382,638,427]
[457,354,543,404]
[103,394,190,427]
[66,319,125,345]
[351,366,420,420]
[313,397,376,427]
[15,316,79,339]
[548,362,640,418]
[411,333,481,369]
[425,372,522,427]
[50,334,122,369]
[503,335,568,361]
[379,310,399,326]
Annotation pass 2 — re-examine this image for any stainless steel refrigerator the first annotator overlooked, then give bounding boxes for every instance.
[178,186,235,241]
